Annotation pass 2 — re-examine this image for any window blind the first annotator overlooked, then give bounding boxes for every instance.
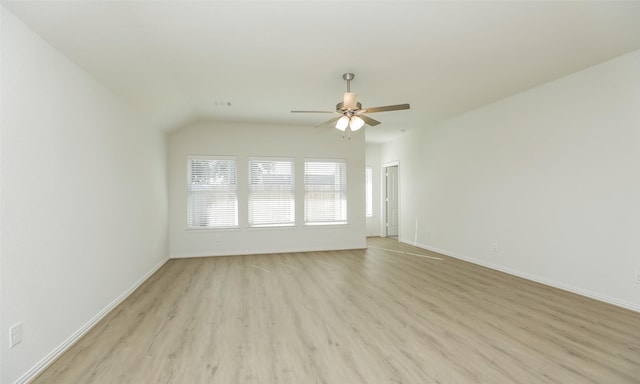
[187,157,238,228]
[248,158,295,227]
[304,160,347,225]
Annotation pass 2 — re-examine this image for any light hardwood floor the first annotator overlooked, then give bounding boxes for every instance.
[33,237,640,383]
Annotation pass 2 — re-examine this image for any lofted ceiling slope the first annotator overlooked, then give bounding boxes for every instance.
[3,1,640,143]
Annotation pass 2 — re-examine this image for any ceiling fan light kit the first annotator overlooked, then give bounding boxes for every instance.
[350,115,365,131]
[291,73,410,135]
[336,115,350,131]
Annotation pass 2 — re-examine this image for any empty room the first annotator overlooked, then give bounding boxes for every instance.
[1,1,640,383]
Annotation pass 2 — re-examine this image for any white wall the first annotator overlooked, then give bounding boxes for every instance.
[380,49,640,312]
[365,143,382,236]
[169,122,366,258]
[0,8,169,383]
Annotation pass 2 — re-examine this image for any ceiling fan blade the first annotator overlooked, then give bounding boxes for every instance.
[315,116,342,128]
[359,114,381,126]
[291,110,335,113]
[364,104,410,113]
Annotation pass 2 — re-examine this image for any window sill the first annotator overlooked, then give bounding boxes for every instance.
[303,222,349,228]
[184,226,240,232]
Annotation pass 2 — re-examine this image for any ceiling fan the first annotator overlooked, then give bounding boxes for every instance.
[291,73,410,133]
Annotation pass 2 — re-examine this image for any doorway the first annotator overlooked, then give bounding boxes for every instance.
[383,162,399,238]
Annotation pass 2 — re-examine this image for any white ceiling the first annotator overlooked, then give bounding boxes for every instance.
[4,1,640,143]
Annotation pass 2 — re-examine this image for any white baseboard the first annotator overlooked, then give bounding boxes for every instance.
[14,257,169,384]
[170,245,367,259]
[400,238,640,314]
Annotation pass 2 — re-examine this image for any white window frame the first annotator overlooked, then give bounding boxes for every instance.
[248,157,295,227]
[304,159,347,225]
[187,156,238,229]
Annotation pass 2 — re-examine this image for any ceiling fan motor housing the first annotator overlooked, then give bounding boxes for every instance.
[336,101,362,112]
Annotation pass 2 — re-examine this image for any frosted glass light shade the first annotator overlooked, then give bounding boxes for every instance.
[350,116,365,131]
[336,116,349,131]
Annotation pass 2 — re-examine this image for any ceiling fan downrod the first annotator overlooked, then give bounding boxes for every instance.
[343,73,355,92]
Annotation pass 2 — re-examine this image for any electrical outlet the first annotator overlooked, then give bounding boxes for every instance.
[492,243,499,253]
[635,270,640,284]
[9,323,22,348]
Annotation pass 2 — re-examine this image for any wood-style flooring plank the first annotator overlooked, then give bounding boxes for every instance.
[31,237,640,383]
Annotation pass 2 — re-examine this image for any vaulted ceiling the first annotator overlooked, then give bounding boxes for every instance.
[4,1,640,143]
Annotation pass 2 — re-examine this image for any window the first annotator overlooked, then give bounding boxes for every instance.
[187,157,238,228]
[304,160,347,225]
[365,166,373,217]
[248,158,295,227]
